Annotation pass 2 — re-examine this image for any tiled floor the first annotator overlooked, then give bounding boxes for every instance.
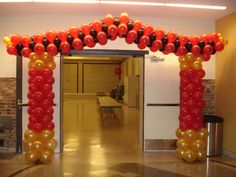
[0,96,236,177]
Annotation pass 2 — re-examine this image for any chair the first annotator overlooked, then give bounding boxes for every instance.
[0,116,15,149]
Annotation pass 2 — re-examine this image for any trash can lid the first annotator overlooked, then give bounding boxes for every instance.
[204,115,224,123]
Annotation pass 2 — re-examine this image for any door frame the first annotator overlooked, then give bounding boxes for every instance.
[60,49,149,151]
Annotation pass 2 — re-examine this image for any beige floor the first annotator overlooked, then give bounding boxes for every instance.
[1,96,236,177]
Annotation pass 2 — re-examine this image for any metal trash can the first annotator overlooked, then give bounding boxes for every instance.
[204,115,224,157]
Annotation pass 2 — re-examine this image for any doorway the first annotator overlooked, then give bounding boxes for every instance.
[61,49,148,154]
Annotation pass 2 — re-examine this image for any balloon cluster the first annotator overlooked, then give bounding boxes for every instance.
[3,13,227,59]
[24,52,57,163]
[176,128,208,163]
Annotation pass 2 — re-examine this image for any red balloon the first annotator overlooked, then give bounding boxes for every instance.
[196,100,205,108]
[150,46,158,52]
[191,45,201,56]
[28,77,34,84]
[28,123,34,130]
[182,114,194,126]
[41,68,53,79]
[114,68,121,76]
[29,115,39,124]
[46,122,55,130]
[144,25,154,36]
[81,24,91,35]
[137,43,146,49]
[104,14,114,26]
[165,43,175,53]
[186,84,196,93]
[7,45,17,55]
[192,107,202,117]
[196,84,205,92]
[46,76,55,85]
[177,46,187,56]
[60,41,70,54]
[72,38,83,50]
[200,34,208,43]
[125,37,133,44]
[40,115,53,127]
[47,43,58,56]
[33,107,45,118]
[191,122,203,131]
[215,41,224,52]
[21,35,31,47]
[179,70,188,77]
[180,122,188,131]
[109,35,117,41]
[69,26,79,38]
[133,20,142,31]
[33,91,44,102]
[29,68,39,77]
[46,30,57,43]
[180,106,189,117]
[127,30,137,41]
[202,53,211,61]
[41,84,53,94]
[203,44,213,54]
[10,34,21,46]
[47,91,55,100]
[45,107,54,116]
[179,35,189,46]
[28,107,35,115]
[167,31,177,43]
[197,69,205,78]
[32,123,43,132]
[118,24,128,35]
[187,99,196,108]
[155,29,165,40]
[211,32,219,43]
[33,33,44,43]
[181,92,191,101]
[29,83,40,92]
[28,99,38,109]
[152,40,163,50]
[108,25,118,36]
[119,12,130,24]
[33,75,45,85]
[193,76,202,86]
[139,35,150,46]
[41,99,53,109]
[21,47,32,58]
[206,34,213,42]
[186,68,196,78]
[193,91,203,100]
[27,91,34,99]
[92,20,102,32]
[34,43,45,56]
[190,35,199,45]
[97,32,108,45]
[57,30,68,42]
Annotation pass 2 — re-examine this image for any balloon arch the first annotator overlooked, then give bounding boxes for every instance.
[3,12,226,164]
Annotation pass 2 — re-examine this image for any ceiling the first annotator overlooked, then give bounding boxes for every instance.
[0,0,235,20]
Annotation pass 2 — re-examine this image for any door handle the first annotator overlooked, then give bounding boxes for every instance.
[16,99,28,109]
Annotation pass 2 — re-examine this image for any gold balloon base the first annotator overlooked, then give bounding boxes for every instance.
[176,128,208,163]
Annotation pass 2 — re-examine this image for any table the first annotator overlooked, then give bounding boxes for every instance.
[97,96,122,121]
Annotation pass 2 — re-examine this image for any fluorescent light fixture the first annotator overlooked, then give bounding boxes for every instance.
[100,1,227,10]
[0,0,227,10]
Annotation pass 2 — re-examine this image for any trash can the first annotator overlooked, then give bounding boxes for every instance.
[204,115,224,157]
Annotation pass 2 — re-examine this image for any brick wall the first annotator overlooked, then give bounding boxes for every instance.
[0,78,16,150]
[203,79,215,115]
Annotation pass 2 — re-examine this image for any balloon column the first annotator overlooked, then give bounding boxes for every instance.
[2,12,227,163]
[25,52,57,163]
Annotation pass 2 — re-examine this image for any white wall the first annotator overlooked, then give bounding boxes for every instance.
[0,14,216,150]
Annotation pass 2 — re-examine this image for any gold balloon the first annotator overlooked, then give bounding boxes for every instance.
[28,61,35,69]
[178,56,186,64]
[177,138,189,150]
[180,62,190,71]
[191,139,205,151]
[23,140,33,152]
[46,139,57,151]
[197,128,208,140]
[46,61,56,70]
[24,130,39,142]
[175,128,185,138]
[192,61,202,70]
[33,60,45,70]
[40,130,55,142]
[183,150,197,163]
[195,56,203,62]
[176,148,185,158]
[25,151,39,163]
[3,36,11,45]
[196,150,207,161]
[186,52,195,63]
[39,150,53,163]
[33,141,45,153]
[183,129,197,143]
[42,52,54,63]
[29,52,39,62]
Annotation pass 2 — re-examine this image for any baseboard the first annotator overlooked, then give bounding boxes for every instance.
[223,149,236,158]
[144,139,177,151]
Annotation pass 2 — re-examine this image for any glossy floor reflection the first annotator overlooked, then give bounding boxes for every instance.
[1,96,236,177]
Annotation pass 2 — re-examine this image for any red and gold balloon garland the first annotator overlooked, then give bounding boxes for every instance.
[2,12,227,163]
[24,52,57,163]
